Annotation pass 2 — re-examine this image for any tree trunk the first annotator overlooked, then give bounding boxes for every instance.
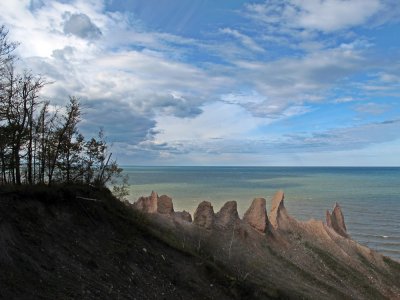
[14,144,21,185]
[27,121,33,184]
[66,148,70,183]
[0,151,7,184]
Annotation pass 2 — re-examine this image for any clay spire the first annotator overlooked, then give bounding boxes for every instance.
[215,201,240,228]
[157,195,174,214]
[133,191,158,213]
[193,201,215,229]
[243,197,269,233]
[269,190,288,229]
[326,203,348,238]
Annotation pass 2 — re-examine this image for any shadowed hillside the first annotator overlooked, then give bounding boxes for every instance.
[0,186,265,300]
[1,186,399,299]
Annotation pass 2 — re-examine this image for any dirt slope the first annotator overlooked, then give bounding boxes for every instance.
[0,186,268,300]
[1,186,399,299]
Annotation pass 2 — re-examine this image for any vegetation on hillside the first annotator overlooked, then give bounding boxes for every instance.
[0,25,121,186]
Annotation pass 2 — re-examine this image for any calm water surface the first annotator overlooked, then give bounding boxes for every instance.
[123,166,400,260]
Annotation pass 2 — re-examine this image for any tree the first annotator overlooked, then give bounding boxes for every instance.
[19,71,46,184]
[0,26,45,185]
[0,64,46,184]
[84,129,112,185]
[47,97,81,184]
[0,25,18,75]
[36,101,55,184]
[1,63,21,184]
[0,24,124,192]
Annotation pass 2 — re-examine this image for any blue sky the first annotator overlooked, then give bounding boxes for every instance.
[1,0,399,166]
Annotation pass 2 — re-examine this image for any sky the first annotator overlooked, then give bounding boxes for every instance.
[0,0,399,166]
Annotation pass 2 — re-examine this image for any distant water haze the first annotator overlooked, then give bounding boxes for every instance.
[123,166,400,261]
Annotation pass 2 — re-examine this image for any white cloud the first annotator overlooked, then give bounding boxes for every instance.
[154,118,400,162]
[356,67,400,97]
[0,0,234,156]
[0,0,379,126]
[333,96,356,103]
[378,72,400,83]
[1,0,399,165]
[229,43,368,117]
[154,102,266,142]
[246,0,382,33]
[354,102,389,114]
[0,1,232,105]
[294,0,381,32]
[221,91,265,105]
[220,28,265,53]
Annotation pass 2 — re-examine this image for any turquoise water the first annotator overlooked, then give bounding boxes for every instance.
[123,166,400,260]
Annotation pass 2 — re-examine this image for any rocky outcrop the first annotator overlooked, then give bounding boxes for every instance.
[269,190,291,230]
[193,201,215,229]
[157,195,174,214]
[326,203,348,238]
[133,191,158,213]
[130,190,400,299]
[174,211,192,223]
[132,191,350,240]
[325,210,332,227]
[243,198,269,233]
[332,203,347,233]
[133,192,193,222]
[215,201,240,228]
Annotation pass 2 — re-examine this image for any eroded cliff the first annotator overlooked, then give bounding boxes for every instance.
[131,190,400,300]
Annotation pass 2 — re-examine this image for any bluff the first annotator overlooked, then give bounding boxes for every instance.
[132,190,400,300]
[0,185,259,299]
[1,185,399,299]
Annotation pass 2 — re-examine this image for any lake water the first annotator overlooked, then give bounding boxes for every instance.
[123,166,400,261]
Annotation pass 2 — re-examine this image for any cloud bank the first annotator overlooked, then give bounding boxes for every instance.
[0,0,399,165]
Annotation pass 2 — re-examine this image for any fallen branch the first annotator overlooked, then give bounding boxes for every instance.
[76,196,101,202]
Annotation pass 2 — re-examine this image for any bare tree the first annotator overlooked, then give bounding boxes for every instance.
[48,97,81,184]
[0,25,18,75]
[0,64,46,184]
[0,24,123,189]
[20,71,46,184]
[1,63,20,184]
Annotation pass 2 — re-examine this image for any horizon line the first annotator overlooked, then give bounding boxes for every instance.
[119,165,400,168]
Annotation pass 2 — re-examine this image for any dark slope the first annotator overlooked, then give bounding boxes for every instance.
[0,186,267,300]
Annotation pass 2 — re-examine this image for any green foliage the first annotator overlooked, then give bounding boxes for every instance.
[0,25,123,187]
[112,174,130,201]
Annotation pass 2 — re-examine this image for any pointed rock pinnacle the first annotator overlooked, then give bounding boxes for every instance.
[325,210,332,227]
[133,191,158,213]
[215,201,240,228]
[193,201,215,229]
[269,190,288,229]
[327,203,349,238]
[243,197,269,233]
[157,195,174,214]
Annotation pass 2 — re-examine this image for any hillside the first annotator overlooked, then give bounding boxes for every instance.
[131,190,400,299]
[0,186,399,299]
[0,186,259,300]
